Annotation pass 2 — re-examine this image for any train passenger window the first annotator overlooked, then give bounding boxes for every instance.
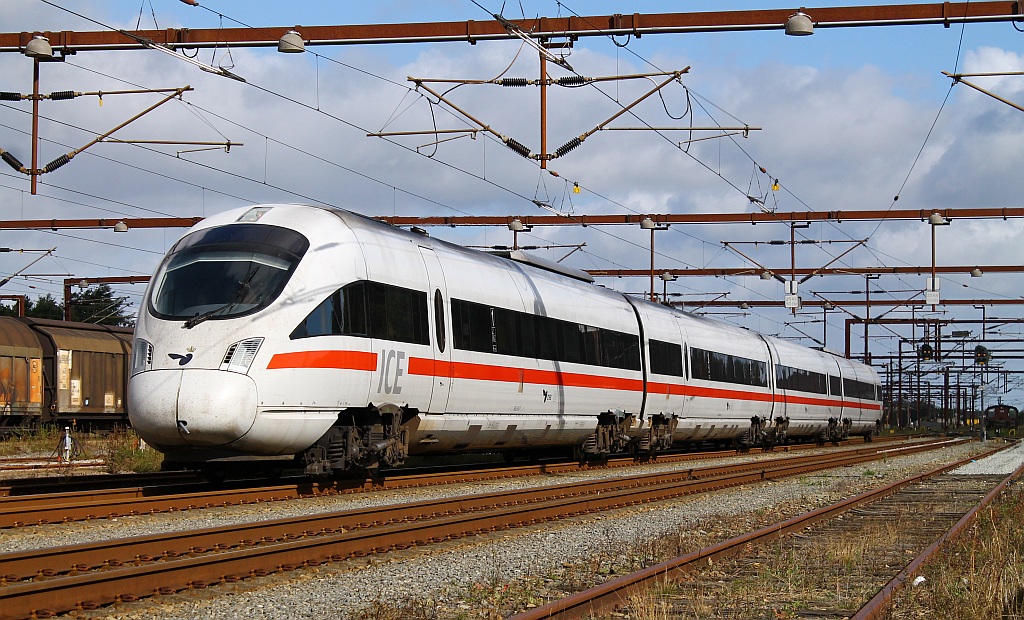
[290,280,426,344]
[291,290,343,339]
[449,297,639,370]
[842,377,877,400]
[579,325,601,366]
[775,365,827,394]
[451,299,492,353]
[368,283,429,345]
[602,330,641,371]
[518,314,536,358]
[434,290,445,353]
[829,375,842,396]
[690,347,768,387]
[533,315,558,361]
[493,307,518,355]
[649,339,683,377]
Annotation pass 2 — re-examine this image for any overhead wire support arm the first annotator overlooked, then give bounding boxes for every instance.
[721,240,787,283]
[942,70,1024,113]
[550,68,690,160]
[407,77,534,159]
[15,86,193,177]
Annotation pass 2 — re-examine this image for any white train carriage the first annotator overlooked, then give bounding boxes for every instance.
[129,203,882,476]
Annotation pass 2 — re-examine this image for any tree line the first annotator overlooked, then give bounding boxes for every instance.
[0,284,135,326]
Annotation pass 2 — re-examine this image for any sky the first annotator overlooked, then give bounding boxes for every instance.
[1,1,1022,410]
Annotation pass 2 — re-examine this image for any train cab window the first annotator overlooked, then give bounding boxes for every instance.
[434,290,446,353]
[649,339,683,377]
[150,224,308,322]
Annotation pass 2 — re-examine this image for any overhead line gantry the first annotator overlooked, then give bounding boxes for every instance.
[2,3,1021,52]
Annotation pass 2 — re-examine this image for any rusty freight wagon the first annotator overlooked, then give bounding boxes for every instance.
[0,316,44,428]
[21,318,133,429]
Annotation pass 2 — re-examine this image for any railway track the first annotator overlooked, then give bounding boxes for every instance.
[0,437,973,619]
[0,438,903,528]
[509,442,1020,619]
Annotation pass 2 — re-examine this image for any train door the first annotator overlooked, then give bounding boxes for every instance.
[418,247,451,413]
[672,315,691,420]
[760,336,780,422]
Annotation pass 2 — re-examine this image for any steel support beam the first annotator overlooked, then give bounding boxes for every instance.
[2,3,1021,52]
[0,217,203,230]
[589,265,1024,278]
[375,207,1024,228]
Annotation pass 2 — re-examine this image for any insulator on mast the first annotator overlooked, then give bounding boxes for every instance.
[0,149,25,172]
[43,154,71,173]
[554,137,582,158]
[499,77,529,87]
[503,137,532,158]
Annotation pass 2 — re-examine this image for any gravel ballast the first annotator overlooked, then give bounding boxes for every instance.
[3,438,1013,619]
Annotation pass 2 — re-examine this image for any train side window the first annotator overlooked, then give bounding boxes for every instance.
[830,375,842,397]
[579,325,601,366]
[776,365,827,394]
[364,281,429,345]
[434,289,445,353]
[560,320,581,364]
[518,313,536,358]
[602,330,641,371]
[649,339,683,376]
[493,307,518,355]
[451,299,492,353]
[290,290,343,339]
[690,346,767,387]
[535,315,559,361]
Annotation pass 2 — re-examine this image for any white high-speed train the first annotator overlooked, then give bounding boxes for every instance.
[128,204,882,475]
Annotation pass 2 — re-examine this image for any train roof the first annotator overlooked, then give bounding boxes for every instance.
[20,317,133,354]
[0,316,43,358]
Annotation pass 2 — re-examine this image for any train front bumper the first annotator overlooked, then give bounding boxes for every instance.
[128,369,258,450]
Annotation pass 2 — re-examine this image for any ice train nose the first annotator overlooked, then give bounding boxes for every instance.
[129,369,258,449]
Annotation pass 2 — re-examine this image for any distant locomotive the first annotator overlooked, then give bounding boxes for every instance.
[128,204,883,477]
[0,316,132,430]
[985,404,1019,435]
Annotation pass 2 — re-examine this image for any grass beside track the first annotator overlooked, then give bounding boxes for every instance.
[0,427,163,474]
[889,482,1024,620]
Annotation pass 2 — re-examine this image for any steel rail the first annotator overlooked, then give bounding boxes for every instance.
[509,441,1012,620]
[0,440,932,581]
[0,439,963,619]
[852,458,1024,619]
[0,438,896,528]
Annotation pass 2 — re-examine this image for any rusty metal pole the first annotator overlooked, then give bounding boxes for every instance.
[864,277,870,363]
[539,51,547,170]
[63,279,73,321]
[30,58,39,195]
[650,226,656,302]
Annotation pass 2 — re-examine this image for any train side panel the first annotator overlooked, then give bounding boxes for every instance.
[0,317,44,426]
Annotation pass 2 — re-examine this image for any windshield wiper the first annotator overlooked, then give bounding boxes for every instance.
[182,265,261,329]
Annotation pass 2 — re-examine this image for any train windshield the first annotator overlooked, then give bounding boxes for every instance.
[149,224,309,324]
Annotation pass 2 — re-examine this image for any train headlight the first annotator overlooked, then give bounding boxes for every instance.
[131,338,153,375]
[221,337,264,373]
